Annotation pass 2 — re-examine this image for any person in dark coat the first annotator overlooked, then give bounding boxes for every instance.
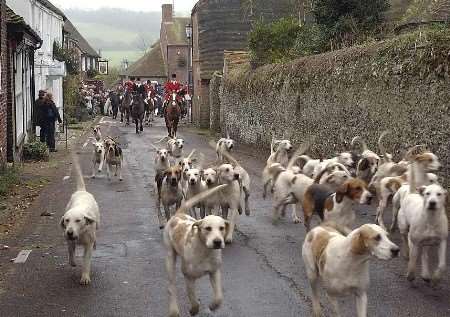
[34,90,46,133]
[40,92,62,152]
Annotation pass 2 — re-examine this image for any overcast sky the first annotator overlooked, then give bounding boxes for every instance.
[51,0,198,12]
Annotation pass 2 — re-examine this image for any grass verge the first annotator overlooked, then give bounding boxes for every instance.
[0,167,20,197]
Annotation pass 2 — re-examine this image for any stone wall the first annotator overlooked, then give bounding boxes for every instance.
[219,27,450,186]
[209,72,222,132]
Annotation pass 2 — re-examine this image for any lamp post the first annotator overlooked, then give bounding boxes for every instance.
[185,23,193,123]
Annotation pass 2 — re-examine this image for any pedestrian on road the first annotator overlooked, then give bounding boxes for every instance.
[33,90,46,134]
[41,93,62,152]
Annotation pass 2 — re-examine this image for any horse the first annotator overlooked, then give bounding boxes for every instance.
[120,92,132,125]
[131,92,145,134]
[110,92,120,119]
[164,92,181,138]
[144,96,155,126]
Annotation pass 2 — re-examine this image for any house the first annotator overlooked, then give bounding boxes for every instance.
[191,0,293,128]
[160,3,190,85]
[0,0,7,164]
[6,0,66,124]
[63,19,100,76]
[120,41,166,84]
[4,4,42,161]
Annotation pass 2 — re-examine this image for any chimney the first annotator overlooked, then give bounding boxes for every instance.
[162,4,173,22]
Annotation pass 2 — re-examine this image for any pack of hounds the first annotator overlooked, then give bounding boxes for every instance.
[61,126,447,317]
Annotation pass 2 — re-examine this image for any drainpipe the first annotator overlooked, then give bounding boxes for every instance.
[31,39,43,136]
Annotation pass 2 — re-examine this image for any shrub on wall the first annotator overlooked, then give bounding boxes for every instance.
[249,17,301,66]
[313,0,390,47]
[53,41,79,75]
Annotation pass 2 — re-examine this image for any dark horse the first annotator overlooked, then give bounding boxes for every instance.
[164,92,181,138]
[110,92,120,119]
[131,92,145,134]
[120,92,131,125]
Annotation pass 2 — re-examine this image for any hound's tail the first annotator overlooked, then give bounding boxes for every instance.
[72,153,86,192]
[286,139,313,170]
[155,136,170,144]
[351,136,368,153]
[176,185,228,215]
[378,130,391,162]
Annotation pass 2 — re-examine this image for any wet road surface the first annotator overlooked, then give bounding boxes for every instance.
[0,117,449,317]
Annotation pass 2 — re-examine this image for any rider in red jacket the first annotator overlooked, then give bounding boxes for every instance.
[164,74,183,103]
[124,77,135,93]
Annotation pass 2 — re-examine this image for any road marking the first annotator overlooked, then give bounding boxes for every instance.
[63,176,70,181]
[13,250,32,263]
[83,141,89,148]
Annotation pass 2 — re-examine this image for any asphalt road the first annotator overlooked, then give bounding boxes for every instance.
[0,117,449,317]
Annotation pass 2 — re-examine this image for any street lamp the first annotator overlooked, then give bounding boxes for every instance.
[185,23,192,40]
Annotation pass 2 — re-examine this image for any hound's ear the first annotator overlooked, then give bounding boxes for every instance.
[84,216,95,225]
[193,220,203,230]
[324,174,335,185]
[156,150,161,155]
[418,186,427,196]
[178,160,183,166]
[60,216,66,229]
[336,182,350,203]
[358,158,370,171]
[350,231,368,255]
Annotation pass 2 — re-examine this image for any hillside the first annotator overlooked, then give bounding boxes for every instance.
[64,8,162,66]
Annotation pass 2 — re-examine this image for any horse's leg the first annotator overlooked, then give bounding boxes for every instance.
[120,109,123,122]
[140,118,144,132]
[135,119,139,134]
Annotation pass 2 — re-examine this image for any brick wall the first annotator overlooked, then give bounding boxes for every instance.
[167,46,189,85]
[0,0,7,164]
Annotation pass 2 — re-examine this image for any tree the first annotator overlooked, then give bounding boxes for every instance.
[313,0,389,44]
[249,17,301,65]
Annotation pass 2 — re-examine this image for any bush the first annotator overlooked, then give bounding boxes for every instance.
[53,41,79,75]
[313,0,390,47]
[292,23,329,57]
[249,17,301,66]
[64,74,84,123]
[23,140,49,161]
[86,69,99,79]
[0,167,20,197]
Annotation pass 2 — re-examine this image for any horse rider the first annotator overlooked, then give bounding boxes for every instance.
[164,74,183,104]
[124,77,135,94]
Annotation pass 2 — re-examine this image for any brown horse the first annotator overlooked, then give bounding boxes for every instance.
[120,92,131,125]
[164,92,181,138]
[144,97,155,126]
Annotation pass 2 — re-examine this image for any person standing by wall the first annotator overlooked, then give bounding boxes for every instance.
[33,90,46,136]
[41,93,62,152]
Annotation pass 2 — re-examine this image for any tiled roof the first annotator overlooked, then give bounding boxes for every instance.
[36,0,65,19]
[5,5,42,43]
[64,20,100,58]
[122,41,166,77]
[163,17,190,45]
